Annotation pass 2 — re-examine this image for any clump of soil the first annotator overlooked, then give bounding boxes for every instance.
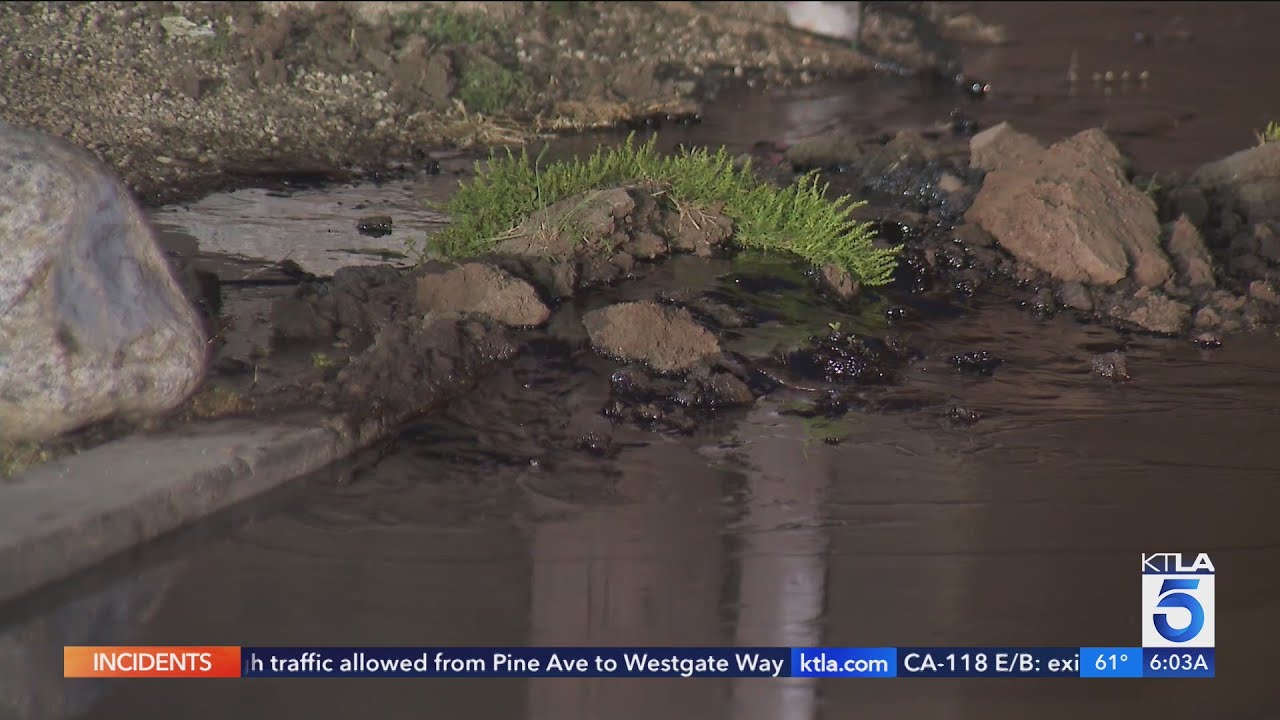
[415,262,550,328]
[783,328,919,385]
[477,185,736,300]
[602,364,756,434]
[583,302,721,374]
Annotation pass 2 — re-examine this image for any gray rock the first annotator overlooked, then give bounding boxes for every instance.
[1191,141,1280,225]
[583,301,720,373]
[1164,215,1216,288]
[0,122,206,442]
[966,128,1172,287]
[968,121,1044,173]
[414,262,550,328]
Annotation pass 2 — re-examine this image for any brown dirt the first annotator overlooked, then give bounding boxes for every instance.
[583,301,722,374]
[965,128,1170,287]
[0,0,919,206]
[415,262,551,328]
[488,185,735,299]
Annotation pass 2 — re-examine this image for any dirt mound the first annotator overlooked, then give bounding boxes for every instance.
[583,302,721,374]
[1192,141,1280,227]
[966,128,1171,288]
[414,262,549,327]
[335,312,515,420]
[489,185,734,298]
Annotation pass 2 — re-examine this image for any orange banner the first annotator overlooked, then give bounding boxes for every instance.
[64,646,241,678]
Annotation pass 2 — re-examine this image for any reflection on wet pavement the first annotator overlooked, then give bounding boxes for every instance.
[149,175,455,278]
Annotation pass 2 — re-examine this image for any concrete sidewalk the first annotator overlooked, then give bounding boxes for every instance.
[0,415,380,606]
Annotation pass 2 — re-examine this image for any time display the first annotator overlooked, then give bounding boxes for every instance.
[1142,648,1215,678]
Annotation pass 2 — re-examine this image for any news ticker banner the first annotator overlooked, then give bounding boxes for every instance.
[64,646,1214,679]
[64,553,1215,682]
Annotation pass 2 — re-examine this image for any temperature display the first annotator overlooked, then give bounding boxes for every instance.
[1080,648,1144,678]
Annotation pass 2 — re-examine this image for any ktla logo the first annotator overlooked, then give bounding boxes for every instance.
[1142,553,1215,648]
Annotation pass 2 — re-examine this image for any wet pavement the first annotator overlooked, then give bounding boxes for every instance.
[7,285,1280,719]
[5,3,1280,719]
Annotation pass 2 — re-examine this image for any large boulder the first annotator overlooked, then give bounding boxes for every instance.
[0,122,207,442]
[965,128,1172,287]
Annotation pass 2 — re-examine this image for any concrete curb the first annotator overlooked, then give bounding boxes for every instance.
[0,417,372,606]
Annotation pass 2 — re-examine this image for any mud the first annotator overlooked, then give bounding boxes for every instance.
[783,327,919,386]
[174,180,895,439]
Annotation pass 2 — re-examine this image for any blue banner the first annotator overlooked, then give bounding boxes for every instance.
[241,647,790,678]
[790,648,896,677]
[1142,648,1215,678]
[235,647,1215,678]
[1080,647,1144,678]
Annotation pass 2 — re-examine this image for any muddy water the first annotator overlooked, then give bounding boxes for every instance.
[6,3,1280,720]
[9,257,1280,720]
[964,1,1280,174]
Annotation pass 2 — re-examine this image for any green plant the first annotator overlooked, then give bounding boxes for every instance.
[422,7,505,46]
[0,441,51,478]
[388,6,506,49]
[1140,174,1163,199]
[547,1,587,18]
[457,54,524,115]
[417,134,900,286]
[1259,121,1280,144]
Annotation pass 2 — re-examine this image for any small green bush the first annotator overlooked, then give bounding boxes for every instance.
[415,135,901,286]
[457,55,524,115]
[1261,121,1280,144]
[421,7,504,46]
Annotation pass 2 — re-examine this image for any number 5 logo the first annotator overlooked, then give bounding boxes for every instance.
[1153,579,1204,643]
